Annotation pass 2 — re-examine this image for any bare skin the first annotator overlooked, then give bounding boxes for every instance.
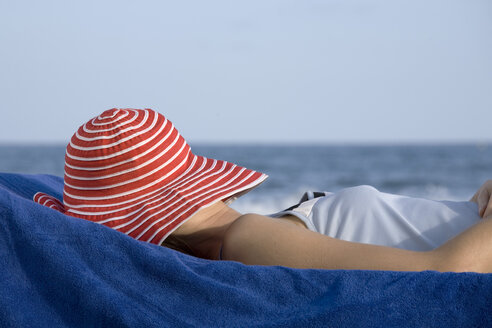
[168,180,492,273]
[470,180,492,219]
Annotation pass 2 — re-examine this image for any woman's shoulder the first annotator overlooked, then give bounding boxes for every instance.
[220,214,262,261]
[221,213,309,263]
[224,213,306,242]
[224,213,268,243]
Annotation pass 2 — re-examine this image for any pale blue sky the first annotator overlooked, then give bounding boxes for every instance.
[1,0,491,144]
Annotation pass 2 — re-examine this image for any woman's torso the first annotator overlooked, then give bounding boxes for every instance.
[270,185,481,251]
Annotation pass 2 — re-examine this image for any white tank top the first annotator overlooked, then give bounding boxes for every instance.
[269,185,481,251]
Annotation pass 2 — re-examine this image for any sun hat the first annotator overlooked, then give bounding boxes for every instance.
[34,108,268,245]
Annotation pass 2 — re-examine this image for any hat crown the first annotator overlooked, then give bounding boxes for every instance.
[64,108,192,205]
[99,108,120,119]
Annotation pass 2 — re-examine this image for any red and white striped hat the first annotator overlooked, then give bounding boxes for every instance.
[34,108,267,245]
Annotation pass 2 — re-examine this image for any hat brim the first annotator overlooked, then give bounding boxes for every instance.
[34,153,267,245]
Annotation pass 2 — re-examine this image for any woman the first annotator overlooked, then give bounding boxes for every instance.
[34,108,492,273]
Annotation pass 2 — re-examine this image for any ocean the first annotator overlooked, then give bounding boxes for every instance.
[1,143,491,214]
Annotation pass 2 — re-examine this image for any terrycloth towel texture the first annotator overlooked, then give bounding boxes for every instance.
[0,173,491,327]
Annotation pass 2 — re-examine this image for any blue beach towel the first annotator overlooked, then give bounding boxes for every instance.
[0,173,491,327]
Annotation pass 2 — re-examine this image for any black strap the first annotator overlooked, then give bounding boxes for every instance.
[282,191,327,211]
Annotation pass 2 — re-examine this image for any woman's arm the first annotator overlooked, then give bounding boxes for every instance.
[222,213,492,273]
[470,180,492,219]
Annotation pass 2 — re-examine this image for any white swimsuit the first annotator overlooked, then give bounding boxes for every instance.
[269,185,481,251]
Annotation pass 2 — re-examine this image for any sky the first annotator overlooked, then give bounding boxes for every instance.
[1,0,491,144]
